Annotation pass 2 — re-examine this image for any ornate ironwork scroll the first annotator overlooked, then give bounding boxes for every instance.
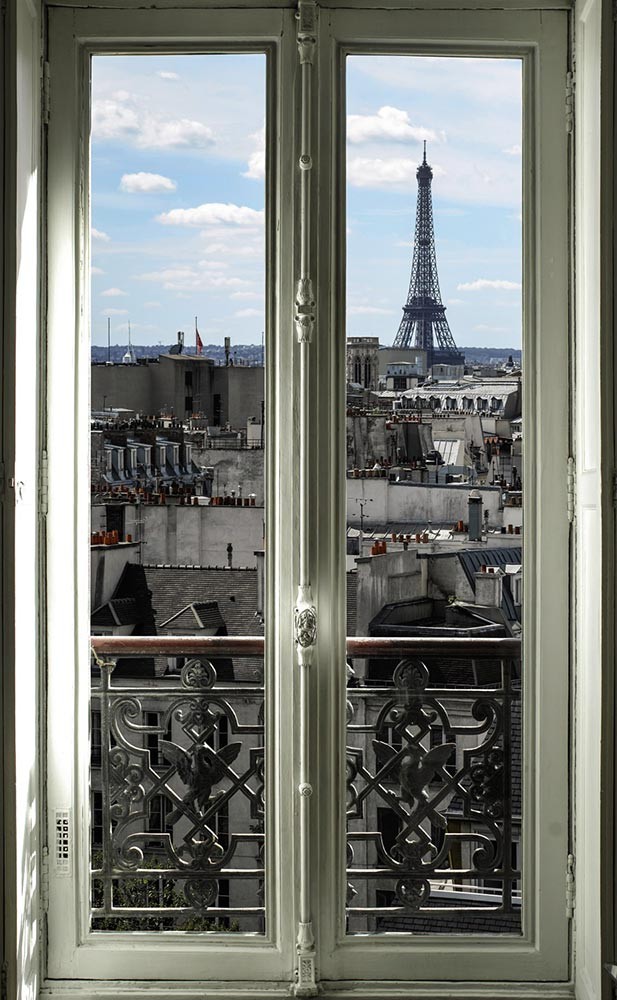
[90,655,265,933]
[345,654,521,934]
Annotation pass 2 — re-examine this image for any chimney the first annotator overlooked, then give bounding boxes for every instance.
[468,489,483,541]
[224,336,231,367]
[475,565,504,608]
[227,542,233,569]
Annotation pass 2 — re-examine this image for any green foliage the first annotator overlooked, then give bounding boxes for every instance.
[91,853,239,933]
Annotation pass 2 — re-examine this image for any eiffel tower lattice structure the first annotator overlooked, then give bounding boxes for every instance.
[393,143,464,367]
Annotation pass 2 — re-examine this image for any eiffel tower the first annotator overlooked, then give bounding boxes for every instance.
[393,143,464,367]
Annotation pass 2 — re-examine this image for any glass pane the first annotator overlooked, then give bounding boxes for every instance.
[89,53,266,933]
[345,54,523,934]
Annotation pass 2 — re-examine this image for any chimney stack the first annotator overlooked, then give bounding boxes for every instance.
[468,489,483,541]
[475,565,504,608]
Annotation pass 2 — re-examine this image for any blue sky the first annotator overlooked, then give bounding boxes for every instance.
[91,53,521,351]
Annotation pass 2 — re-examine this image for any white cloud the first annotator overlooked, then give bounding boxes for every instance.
[101,307,128,316]
[348,305,395,315]
[120,172,177,194]
[196,259,229,270]
[348,157,415,188]
[91,266,105,275]
[157,71,180,80]
[144,300,162,308]
[92,228,111,242]
[101,287,128,297]
[348,157,445,189]
[231,291,264,300]
[503,144,522,156]
[157,202,264,228]
[234,308,263,318]
[243,126,265,180]
[347,106,435,145]
[92,92,215,150]
[92,98,140,141]
[137,118,214,150]
[200,236,263,259]
[137,265,251,292]
[457,278,521,292]
[352,56,522,112]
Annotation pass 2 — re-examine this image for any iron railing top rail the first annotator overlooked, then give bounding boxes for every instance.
[91,635,520,660]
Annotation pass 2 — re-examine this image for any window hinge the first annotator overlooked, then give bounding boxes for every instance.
[567,457,576,523]
[39,450,49,516]
[612,471,617,508]
[42,60,50,126]
[566,853,576,919]
[565,70,575,134]
[41,844,50,912]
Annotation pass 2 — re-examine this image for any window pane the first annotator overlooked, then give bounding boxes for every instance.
[345,54,523,934]
[89,53,267,933]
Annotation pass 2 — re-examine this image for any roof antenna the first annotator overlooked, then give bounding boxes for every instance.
[423,139,427,163]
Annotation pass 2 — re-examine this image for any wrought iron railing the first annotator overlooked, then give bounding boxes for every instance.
[345,638,521,935]
[90,636,265,933]
[90,635,521,935]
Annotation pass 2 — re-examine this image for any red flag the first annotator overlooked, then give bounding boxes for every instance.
[196,328,203,356]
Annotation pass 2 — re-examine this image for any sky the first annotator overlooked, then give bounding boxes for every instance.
[90,53,521,351]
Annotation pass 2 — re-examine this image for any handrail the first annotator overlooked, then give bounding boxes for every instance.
[90,635,520,659]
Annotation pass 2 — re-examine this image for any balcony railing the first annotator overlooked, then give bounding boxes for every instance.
[90,635,521,935]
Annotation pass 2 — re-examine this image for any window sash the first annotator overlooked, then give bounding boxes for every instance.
[45,6,298,983]
[312,7,570,983]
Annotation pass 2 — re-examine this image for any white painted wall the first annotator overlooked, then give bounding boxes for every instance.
[142,504,264,568]
[4,2,42,998]
[347,477,502,528]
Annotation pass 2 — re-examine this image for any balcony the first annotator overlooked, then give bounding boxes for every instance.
[90,635,521,934]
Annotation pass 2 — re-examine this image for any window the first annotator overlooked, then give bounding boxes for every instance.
[41,1,573,995]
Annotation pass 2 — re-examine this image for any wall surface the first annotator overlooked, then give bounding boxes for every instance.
[355,548,424,635]
[2,2,42,997]
[192,446,265,505]
[91,355,215,417]
[90,543,140,609]
[142,503,264,568]
[211,366,264,429]
[347,477,502,527]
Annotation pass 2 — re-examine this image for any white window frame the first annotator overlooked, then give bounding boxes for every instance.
[313,7,570,984]
[3,1,614,999]
[45,6,298,984]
